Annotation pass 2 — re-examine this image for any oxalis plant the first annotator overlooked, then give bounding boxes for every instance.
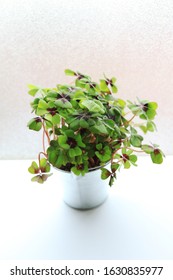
[27,69,164,186]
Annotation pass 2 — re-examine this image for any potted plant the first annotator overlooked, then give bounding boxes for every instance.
[27,69,164,209]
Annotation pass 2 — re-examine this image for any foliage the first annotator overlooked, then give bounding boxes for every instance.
[27,69,164,185]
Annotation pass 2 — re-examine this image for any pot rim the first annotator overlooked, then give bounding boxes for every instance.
[52,161,110,174]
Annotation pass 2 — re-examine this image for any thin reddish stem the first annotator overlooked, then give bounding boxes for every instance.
[125,147,144,153]
[42,119,50,145]
[42,129,46,153]
[38,152,47,166]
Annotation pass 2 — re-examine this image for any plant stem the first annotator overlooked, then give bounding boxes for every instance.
[52,125,56,140]
[111,145,144,163]
[61,118,65,127]
[125,147,144,153]
[124,114,136,125]
[38,152,48,167]
[111,148,121,163]
[123,108,142,126]
[42,119,50,145]
[89,157,95,166]
[42,129,46,153]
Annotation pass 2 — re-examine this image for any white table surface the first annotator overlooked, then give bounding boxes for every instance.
[0,156,172,260]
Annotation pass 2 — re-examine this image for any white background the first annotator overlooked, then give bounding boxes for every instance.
[0,0,173,159]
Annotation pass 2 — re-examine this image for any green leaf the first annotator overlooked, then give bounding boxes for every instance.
[147,121,156,132]
[140,102,158,120]
[65,129,75,138]
[58,135,70,149]
[130,135,143,147]
[150,149,163,164]
[129,155,137,163]
[92,122,108,135]
[103,119,115,131]
[96,143,102,150]
[28,161,39,174]
[101,168,111,179]
[81,100,105,113]
[64,69,76,76]
[38,99,48,109]
[80,118,89,128]
[28,85,43,97]
[115,98,126,108]
[47,148,58,165]
[55,99,72,109]
[55,151,68,167]
[122,147,127,155]
[45,113,60,125]
[40,158,51,173]
[139,125,148,134]
[75,79,86,88]
[27,118,42,131]
[95,149,111,162]
[30,98,40,110]
[111,77,116,83]
[52,114,60,125]
[69,119,80,130]
[36,108,48,116]
[46,90,59,99]
[124,160,131,169]
[71,166,81,176]
[141,145,154,154]
[130,127,137,134]
[68,149,76,158]
[74,146,82,156]
[109,176,115,187]
[73,91,86,100]
[31,173,52,184]
[100,80,109,91]
[146,110,157,120]
[28,84,38,90]
[128,103,140,114]
[111,85,118,93]
[111,163,119,173]
[149,102,158,110]
[81,100,104,113]
[40,158,47,168]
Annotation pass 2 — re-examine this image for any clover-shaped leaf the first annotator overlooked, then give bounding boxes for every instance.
[109,175,115,187]
[64,69,77,76]
[100,76,117,94]
[55,99,72,109]
[58,135,70,149]
[71,163,88,176]
[45,113,60,125]
[28,85,45,97]
[31,173,52,184]
[81,100,105,114]
[27,118,42,131]
[139,101,158,120]
[101,168,111,179]
[141,144,164,164]
[40,158,51,173]
[130,134,143,147]
[111,162,120,173]
[28,161,39,174]
[150,149,164,164]
[95,146,112,162]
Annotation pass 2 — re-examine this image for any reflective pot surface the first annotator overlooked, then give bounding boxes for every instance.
[54,166,109,210]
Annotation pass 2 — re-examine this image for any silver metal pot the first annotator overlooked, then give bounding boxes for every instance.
[54,164,110,210]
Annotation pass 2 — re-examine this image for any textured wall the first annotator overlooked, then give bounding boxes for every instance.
[0,0,173,159]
